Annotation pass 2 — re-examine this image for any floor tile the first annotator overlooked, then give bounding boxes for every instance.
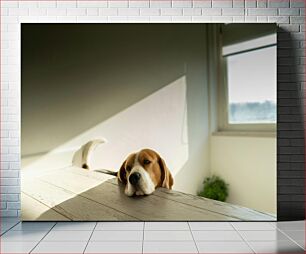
[189,222,234,231]
[239,230,290,241]
[32,241,87,253]
[145,222,189,230]
[282,230,305,241]
[52,222,96,231]
[1,230,48,242]
[275,221,305,231]
[249,240,304,253]
[144,230,193,241]
[42,230,92,242]
[143,241,198,253]
[196,241,253,253]
[192,230,243,241]
[11,222,55,231]
[85,241,142,253]
[1,241,37,253]
[90,230,143,241]
[232,222,276,231]
[96,222,143,231]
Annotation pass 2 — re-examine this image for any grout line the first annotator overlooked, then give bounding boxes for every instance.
[29,222,57,254]
[0,220,20,236]
[276,227,305,251]
[187,222,200,254]
[230,222,256,254]
[142,222,145,254]
[83,222,97,254]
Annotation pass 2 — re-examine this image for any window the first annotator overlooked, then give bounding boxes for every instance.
[219,34,277,132]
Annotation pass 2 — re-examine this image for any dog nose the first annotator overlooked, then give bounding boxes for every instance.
[129,172,141,185]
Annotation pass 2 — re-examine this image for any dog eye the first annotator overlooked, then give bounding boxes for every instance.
[143,159,151,165]
[126,166,131,171]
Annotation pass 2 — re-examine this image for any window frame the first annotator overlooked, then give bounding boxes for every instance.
[218,44,277,134]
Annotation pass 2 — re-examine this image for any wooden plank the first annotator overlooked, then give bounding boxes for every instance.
[108,178,276,221]
[21,193,70,221]
[22,178,138,221]
[39,170,238,221]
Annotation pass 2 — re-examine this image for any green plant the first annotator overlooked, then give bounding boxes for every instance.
[198,175,229,202]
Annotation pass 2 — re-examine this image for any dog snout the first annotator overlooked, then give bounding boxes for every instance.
[129,172,141,185]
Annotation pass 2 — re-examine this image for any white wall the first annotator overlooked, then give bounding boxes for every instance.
[211,135,277,214]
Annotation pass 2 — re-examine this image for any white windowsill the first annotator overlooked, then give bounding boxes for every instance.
[212,131,276,138]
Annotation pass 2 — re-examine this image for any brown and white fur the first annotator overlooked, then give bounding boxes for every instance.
[117,149,173,196]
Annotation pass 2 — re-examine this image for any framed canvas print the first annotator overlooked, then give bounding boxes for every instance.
[21,23,277,221]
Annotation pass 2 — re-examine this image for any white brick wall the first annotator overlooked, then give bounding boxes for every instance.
[0,0,305,218]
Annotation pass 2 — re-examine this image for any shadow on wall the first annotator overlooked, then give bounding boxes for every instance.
[277,28,305,220]
[22,24,212,195]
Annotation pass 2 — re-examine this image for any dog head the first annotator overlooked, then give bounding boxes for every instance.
[117,149,173,196]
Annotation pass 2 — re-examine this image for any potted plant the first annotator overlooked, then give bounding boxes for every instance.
[198,175,229,202]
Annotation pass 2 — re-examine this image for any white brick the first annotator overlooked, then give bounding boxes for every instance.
[290,0,305,7]
[140,8,160,16]
[67,8,87,16]
[7,202,20,210]
[29,8,48,16]
[87,8,99,16]
[233,0,244,7]
[212,0,232,7]
[268,16,289,23]
[202,8,222,15]
[127,16,150,22]
[1,210,18,217]
[172,16,192,21]
[77,1,107,7]
[212,16,233,22]
[300,25,305,32]
[161,8,183,15]
[1,163,10,170]
[247,8,277,15]
[257,16,268,22]
[1,1,18,8]
[192,16,212,22]
[279,8,300,15]
[129,0,149,7]
[39,1,57,8]
[1,170,19,178]
[290,16,304,23]
[107,16,128,22]
[222,8,245,15]
[279,24,300,32]
[57,1,77,8]
[183,8,202,16]
[245,0,256,7]
[193,0,211,7]
[150,16,172,22]
[19,16,38,23]
[76,16,106,22]
[268,0,289,7]
[1,186,20,194]
[108,0,128,7]
[57,16,77,22]
[47,8,67,16]
[300,8,305,15]
[1,8,9,16]
[118,8,140,16]
[19,1,38,8]
[172,0,192,7]
[1,178,19,186]
[2,16,18,24]
[150,0,171,7]
[99,8,118,16]
[244,16,257,22]
[10,162,20,170]
[257,0,267,7]
[8,8,29,16]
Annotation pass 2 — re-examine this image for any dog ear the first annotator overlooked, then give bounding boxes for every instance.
[117,160,127,184]
[158,156,173,189]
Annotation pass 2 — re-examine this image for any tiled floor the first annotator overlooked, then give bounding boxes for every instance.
[0,218,304,253]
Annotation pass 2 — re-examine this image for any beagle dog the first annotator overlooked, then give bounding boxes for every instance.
[72,140,173,196]
[117,149,174,196]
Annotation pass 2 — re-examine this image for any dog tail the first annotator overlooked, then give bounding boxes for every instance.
[72,139,106,169]
[93,169,118,176]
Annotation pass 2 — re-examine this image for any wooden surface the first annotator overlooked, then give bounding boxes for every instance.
[21,166,276,221]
